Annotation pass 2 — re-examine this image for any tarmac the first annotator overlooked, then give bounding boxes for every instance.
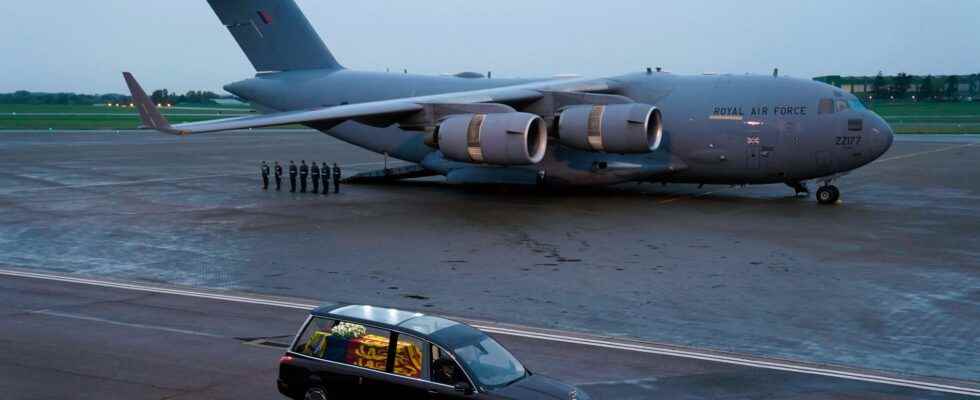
[0,269,974,399]
[0,130,978,398]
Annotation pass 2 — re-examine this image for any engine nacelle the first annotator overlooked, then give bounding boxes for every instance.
[437,112,548,165]
[557,103,663,153]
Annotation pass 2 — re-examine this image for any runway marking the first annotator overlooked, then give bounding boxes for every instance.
[30,309,224,338]
[874,142,977,164]
[0,269,317,310]
[465,325,979,397]
[1,268,978,397]
[0,161,395,195]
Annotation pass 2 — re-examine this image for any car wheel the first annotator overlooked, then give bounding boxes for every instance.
[303,386,329,400]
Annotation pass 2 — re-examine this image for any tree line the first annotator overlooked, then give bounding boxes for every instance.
[0,91,131,105]
[0,89,229,106]
[816,73,980,101]
[149,89,222,105]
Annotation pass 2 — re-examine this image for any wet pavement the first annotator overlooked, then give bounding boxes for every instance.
[0,131,978,387]
[0,272,973,399]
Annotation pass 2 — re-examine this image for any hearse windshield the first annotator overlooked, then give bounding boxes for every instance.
[451,334,527,389]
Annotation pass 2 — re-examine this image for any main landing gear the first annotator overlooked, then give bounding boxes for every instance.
[816,184,841,205]
[788,179,841,205]
[786,181,810,197]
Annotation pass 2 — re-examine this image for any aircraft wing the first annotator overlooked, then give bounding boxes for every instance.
[122,72,617,135]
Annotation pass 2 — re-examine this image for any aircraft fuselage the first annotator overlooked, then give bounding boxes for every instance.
[224,69,894,187]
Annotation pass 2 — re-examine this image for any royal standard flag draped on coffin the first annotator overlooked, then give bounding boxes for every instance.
[348,335,423,378]
[303,332,423,378]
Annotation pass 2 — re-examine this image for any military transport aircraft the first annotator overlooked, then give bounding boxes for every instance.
[124,0,894,205]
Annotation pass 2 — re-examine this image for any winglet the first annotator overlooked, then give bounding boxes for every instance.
[122,72,182,135]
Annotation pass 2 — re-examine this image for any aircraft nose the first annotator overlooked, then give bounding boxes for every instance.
[870,112,894,157]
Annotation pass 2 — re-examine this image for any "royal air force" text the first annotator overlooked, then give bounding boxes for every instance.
[712,105,809,117]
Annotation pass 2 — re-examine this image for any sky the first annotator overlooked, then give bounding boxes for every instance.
[2,0,978,94]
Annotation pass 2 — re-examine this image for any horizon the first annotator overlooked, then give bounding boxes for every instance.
[3,0,979,94]
[4,71,979,97]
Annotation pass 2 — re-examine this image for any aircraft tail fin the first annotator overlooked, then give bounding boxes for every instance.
[207,0,342,72]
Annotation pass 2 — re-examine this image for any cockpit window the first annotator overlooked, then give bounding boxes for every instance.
[835,99,851,113]
[819,99,834,114]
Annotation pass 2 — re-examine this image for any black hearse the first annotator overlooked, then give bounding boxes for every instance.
[278,305,589,400]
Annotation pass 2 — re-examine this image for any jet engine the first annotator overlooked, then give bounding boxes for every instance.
[557,104,663,153]
[437,112,548,165]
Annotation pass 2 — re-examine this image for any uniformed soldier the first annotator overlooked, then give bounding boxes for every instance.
[332,163,342,194]
[260,161,270,190]
[274,161,283,191]
[311,162,321,194]
[321,162,330,195]
[299,160,310,193]
[288,161,298,193]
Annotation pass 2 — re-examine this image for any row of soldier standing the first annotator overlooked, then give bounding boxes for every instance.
[261,161,341,194]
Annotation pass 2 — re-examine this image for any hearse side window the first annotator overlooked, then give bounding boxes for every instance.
[391,334,426,379]
[819,99,834,114]
[431,344,468,387]
[293,318,392,373]
[293,317,340,356]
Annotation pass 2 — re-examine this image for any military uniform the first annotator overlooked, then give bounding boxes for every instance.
[299,161,309,193]
[332,163,342,194]
[261,162,270,190]
[289,161,298,193]
[321,162,330,195]
[274,162,283,191]
[311,163,321,194]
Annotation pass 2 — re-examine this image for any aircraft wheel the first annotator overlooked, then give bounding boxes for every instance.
[816,186,840,205]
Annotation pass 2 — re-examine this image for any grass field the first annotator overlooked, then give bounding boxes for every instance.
[0,104,253,130]
[870,100,980,117]
[2,101,979,133]
[869,101,980,134]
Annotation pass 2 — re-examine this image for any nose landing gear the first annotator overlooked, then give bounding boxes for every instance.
[816,185,841,205]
